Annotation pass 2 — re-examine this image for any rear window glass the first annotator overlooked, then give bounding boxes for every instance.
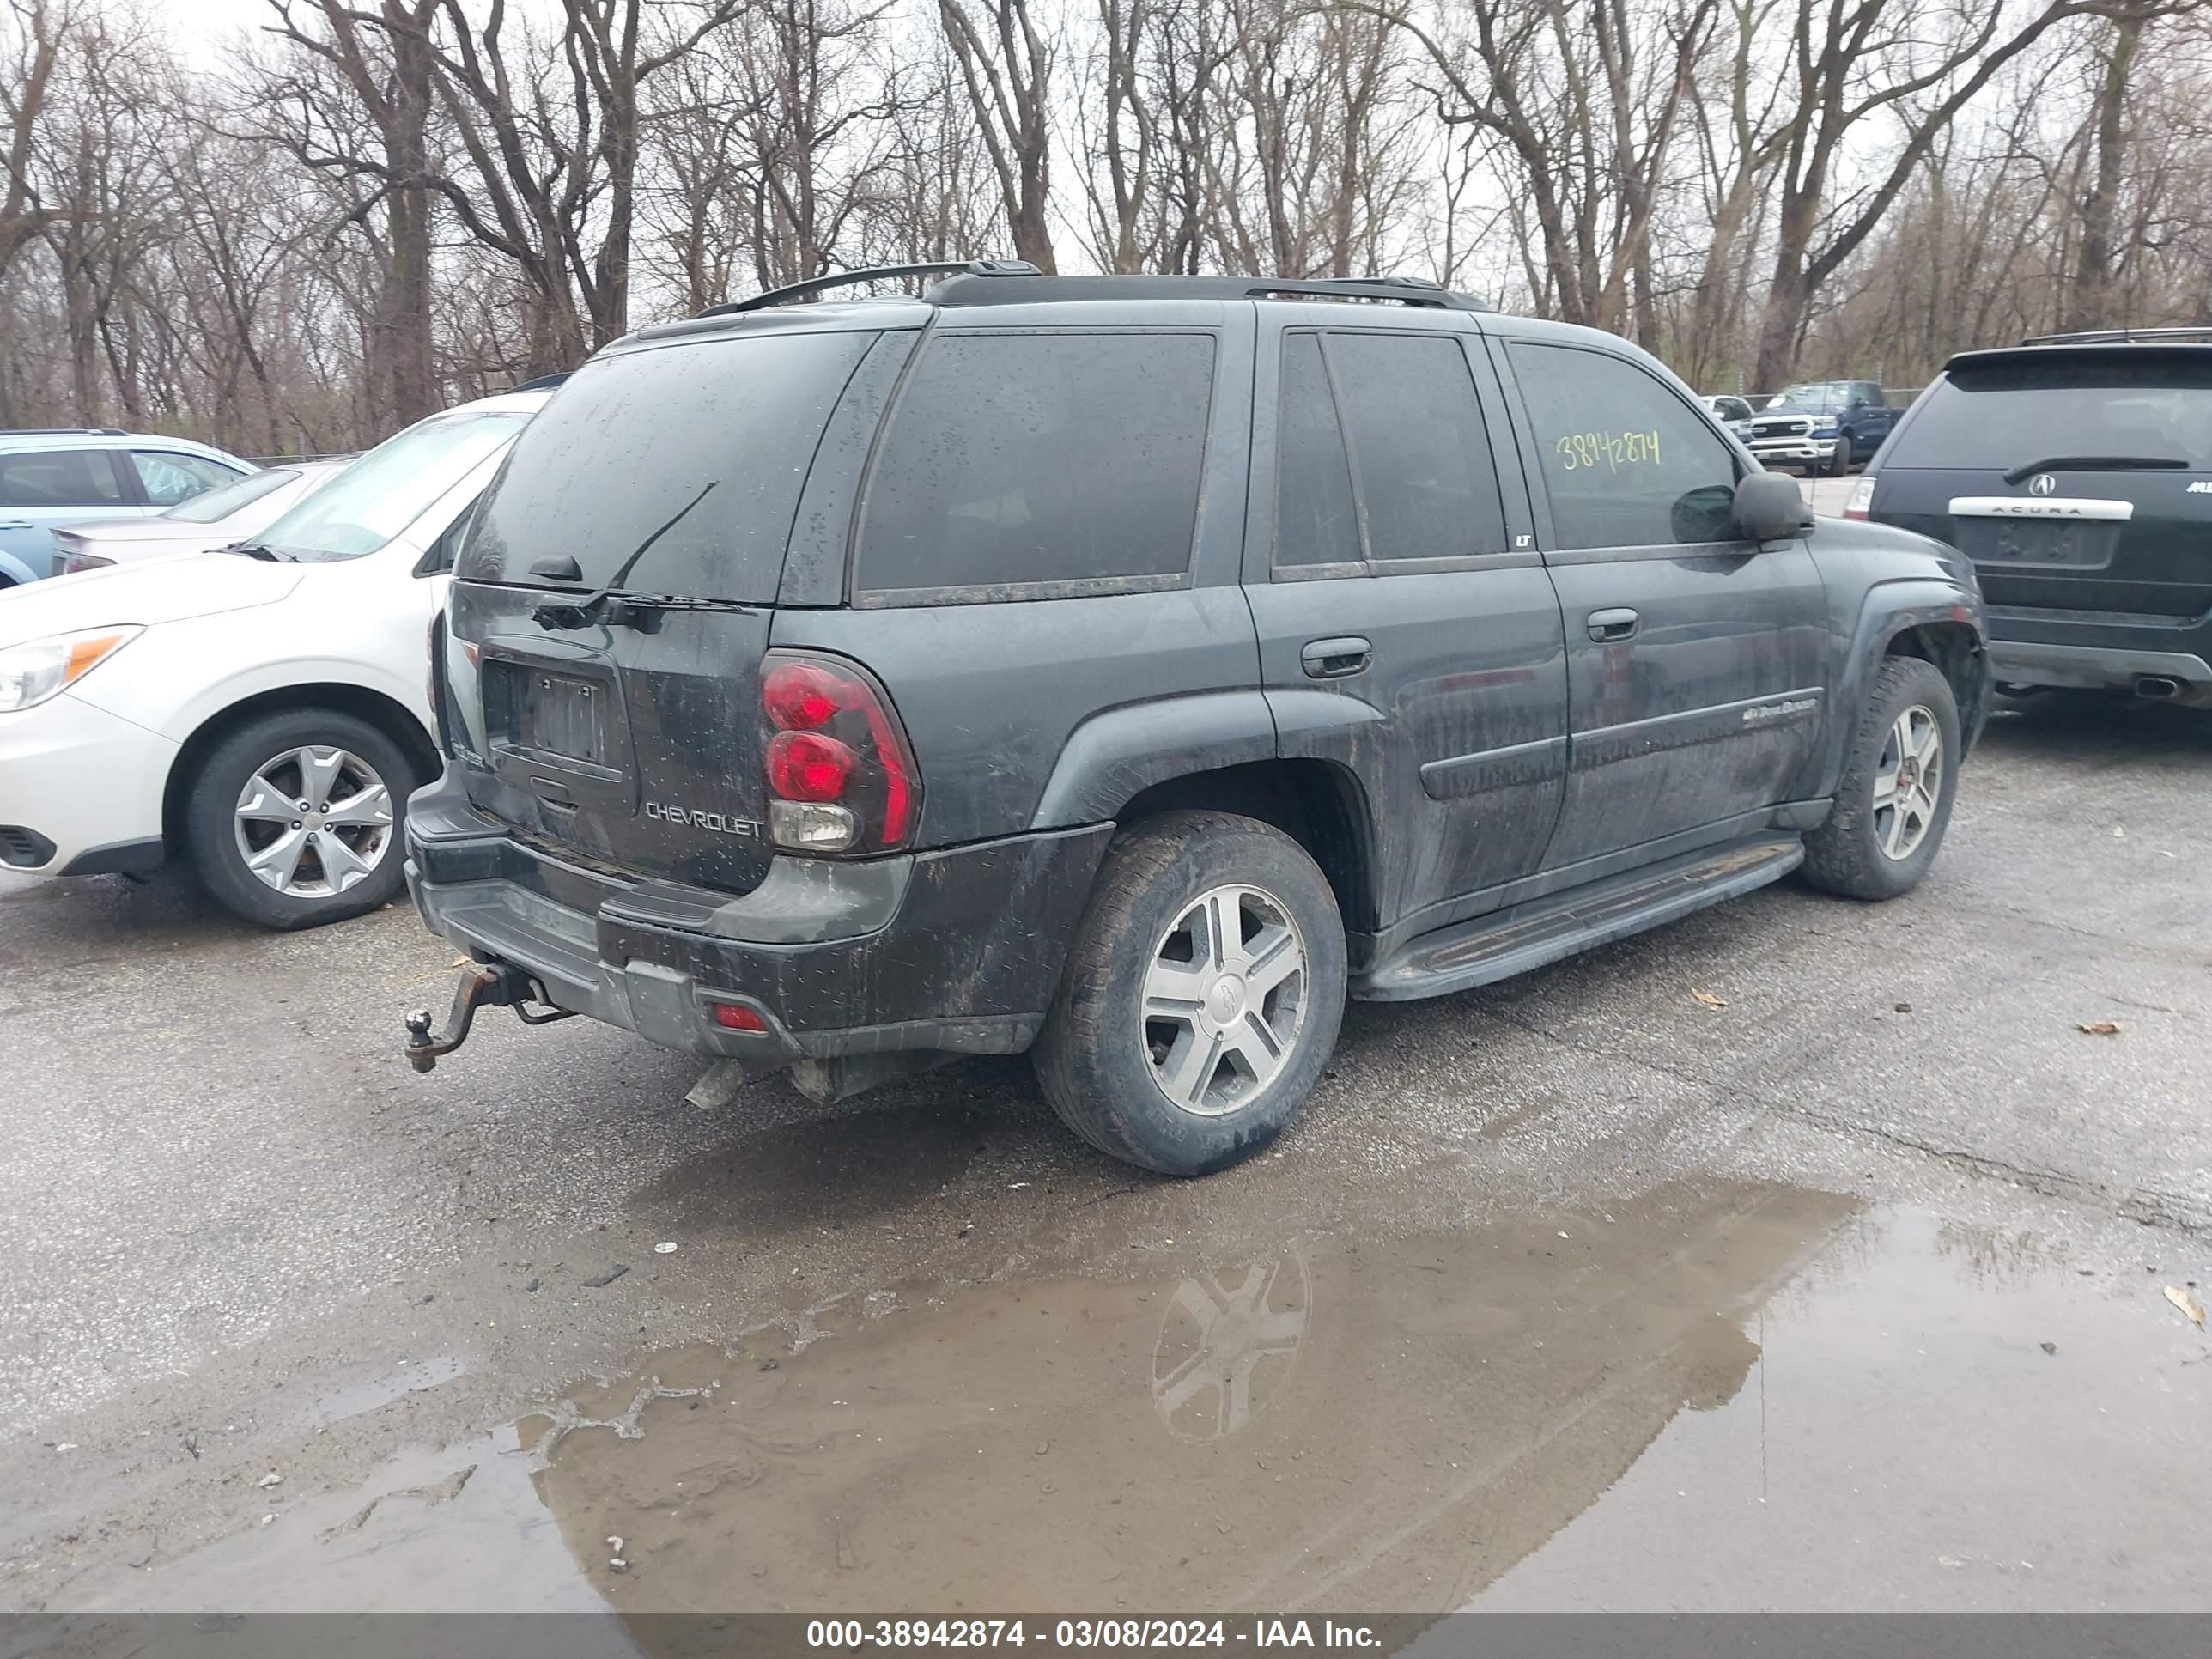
[854,331,1214,597]
[162,466,295,523]
[1897,357,2212,470]
[463,331,877,600]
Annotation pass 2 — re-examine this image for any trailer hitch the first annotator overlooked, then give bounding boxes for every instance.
[404,960,576,1072]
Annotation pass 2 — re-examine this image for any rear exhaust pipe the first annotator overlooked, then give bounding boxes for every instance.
[2136,676,2182,701]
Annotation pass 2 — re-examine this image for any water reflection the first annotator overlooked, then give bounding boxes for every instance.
[523,1181,1856,1617]
[1152,1257,1310,1443]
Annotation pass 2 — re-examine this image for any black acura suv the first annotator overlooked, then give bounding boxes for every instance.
[1850,328,2212,706]
[403,264,1990,1176]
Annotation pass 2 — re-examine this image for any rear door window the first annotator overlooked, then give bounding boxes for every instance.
[1508,343,1739,549]
[464,330,878,600]
[1892,357,2212,470]
[1273,331,1507,571]
[0,448,126,508]
[854,331,1215,599]
[1328,332,1507,565]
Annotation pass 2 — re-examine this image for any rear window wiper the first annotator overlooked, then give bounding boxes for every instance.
[531,591,759,632]
[529,481,722,631]
[2002,455,2188,484]
[219,541,298,562]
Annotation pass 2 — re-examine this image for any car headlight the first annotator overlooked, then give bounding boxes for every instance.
[1810,416,1840,435]
[0,626,144,713]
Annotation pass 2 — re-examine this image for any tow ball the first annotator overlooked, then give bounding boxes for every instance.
[404,960,576,1072]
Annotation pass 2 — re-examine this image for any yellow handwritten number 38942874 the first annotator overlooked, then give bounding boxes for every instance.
[1555,429,1663,472]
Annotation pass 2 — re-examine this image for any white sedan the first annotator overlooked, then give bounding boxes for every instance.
[0,388,549,927]
[52,458,352,575]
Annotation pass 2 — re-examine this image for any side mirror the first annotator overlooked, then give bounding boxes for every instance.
[1733,471,1812,543]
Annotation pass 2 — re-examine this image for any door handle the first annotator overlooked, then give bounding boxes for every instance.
[1587,607,1639,643]
[1301,635,1372,678]
[0,520,31,530]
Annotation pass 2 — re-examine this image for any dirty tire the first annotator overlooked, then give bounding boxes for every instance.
[1801,655,1960,902]
[183,708,420,930]
[1035,811,1346,1177]
[1825,435,1854,477]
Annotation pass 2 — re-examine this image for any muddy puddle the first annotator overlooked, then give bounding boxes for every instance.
[84,1180,2212,1620]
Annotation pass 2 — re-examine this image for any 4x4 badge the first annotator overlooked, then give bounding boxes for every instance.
[2027,474,2057,496]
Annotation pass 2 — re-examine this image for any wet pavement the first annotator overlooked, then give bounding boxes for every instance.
[44,1184,2212,1620]
[3,690,2210,1620]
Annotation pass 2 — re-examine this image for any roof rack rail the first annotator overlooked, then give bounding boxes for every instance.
[2021,325,2212,346]
[923,272,1486,311]
[698,260,1040,318]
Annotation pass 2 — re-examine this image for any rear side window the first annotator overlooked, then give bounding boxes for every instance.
[465,331,877,601]
[854,331,1214,599]
[1510,343,1738,549]
[1892,356,2212,471]
[0,448,125,508]
[1273,331,1507,570]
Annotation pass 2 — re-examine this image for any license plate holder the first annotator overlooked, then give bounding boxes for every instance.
[1954,517,2117,569]
[501,666,606,763]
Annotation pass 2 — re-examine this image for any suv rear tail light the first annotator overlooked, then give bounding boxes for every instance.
[760,652,919,855]
[767,730,856,799]
[62,551,114,574]
[1843,474,1876,520]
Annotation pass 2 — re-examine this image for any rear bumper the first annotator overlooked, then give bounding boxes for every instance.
[1983,613,2212,702]
[404,772,1112,1065]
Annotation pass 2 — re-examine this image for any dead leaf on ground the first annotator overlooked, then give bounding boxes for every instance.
[2076,1021,2123,1036]
[2166,1285,2207,1328]
[1690,988,1728,1010]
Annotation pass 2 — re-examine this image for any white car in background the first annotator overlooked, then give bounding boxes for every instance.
[1704,393,1755,440]
[0,388,550,928]
[52,458,353,575]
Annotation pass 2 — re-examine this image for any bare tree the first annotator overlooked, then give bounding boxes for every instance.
[0,0,71,283]
[257,0,445,427]
[1745,0,2185,388]
[936,0,1057,268]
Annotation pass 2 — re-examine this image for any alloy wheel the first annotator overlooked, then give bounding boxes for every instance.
[232,745,394,898]
[1872,704,1942,861]
[1140,883,1309,1115]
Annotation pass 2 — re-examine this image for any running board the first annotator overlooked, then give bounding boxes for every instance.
[1354,834,1804,1003]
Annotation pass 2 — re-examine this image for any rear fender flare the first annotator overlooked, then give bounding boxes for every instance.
[1029,690,1279,829]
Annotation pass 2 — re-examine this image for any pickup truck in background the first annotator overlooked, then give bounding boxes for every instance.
[1745,380,1900,477]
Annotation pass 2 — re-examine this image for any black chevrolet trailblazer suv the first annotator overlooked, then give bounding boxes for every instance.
[1850,328,2212,707]
[404,264,1992,1176]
